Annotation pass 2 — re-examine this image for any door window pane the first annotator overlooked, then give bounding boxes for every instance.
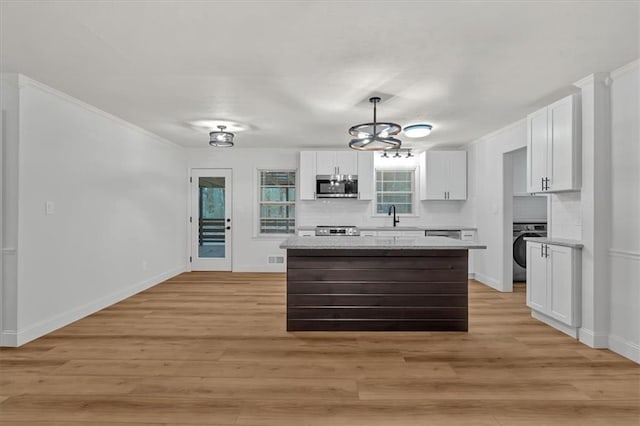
[199,177,225,258]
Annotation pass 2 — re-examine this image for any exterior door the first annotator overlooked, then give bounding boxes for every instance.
[191,169,232,271]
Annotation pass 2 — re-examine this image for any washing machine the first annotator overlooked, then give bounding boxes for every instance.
[513,222,547,282]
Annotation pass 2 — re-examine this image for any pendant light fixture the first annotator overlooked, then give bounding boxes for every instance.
[209,125,234,147]
[348,97,401,151]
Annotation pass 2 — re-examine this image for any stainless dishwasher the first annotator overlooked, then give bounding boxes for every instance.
[425,230,462,239]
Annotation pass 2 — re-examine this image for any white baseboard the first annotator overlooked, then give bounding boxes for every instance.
[467,272,475,279]
[234,265,286,273]
[608,334,640,364]
[579,327,609,348]
[531,310,579,339]
[0,265,186,347]
[0,331,18,346]
[473,272,501,290]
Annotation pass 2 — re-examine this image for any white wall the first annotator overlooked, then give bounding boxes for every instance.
[188,148,298,272]
[467,120,527,291]
[608,60,639,362]
[1,75,188,346]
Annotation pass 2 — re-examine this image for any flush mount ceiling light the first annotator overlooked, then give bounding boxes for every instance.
[209,125,234,147]
[404,123,433,138]
[349,97,401,151]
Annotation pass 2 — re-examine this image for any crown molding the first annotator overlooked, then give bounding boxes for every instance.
[610,59,639,80]
[16,74,184,151]
[464,118,527,147]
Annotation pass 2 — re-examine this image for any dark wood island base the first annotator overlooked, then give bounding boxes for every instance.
[286,249,469,332]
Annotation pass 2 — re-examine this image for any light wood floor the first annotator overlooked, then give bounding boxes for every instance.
[1,273,638,425]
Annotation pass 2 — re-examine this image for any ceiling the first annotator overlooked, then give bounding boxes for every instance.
[1,1,638,150]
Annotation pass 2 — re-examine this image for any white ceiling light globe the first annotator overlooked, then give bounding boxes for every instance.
[404,124,433,138]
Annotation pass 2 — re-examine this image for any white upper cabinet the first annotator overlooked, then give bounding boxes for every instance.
[316,151,357,176]
[527,94,581,193]
[299,151,317,200]
[419,150,467,201]
[300,151,371,200]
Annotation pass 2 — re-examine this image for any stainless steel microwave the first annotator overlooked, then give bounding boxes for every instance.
[315,175,358,198]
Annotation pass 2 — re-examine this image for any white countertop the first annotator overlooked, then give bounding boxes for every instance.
[280,236,487,250]
[524,237,583,249]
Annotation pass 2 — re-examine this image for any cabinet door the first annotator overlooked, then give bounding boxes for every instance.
[527,107,548,193]
[335,151,358,176]
[526,242,548,312]
[424,151,447,200]
[548,95,577,192]
[299,151,316,200]
[315,151,336,175]
[548,245,576,326]
[447,151,467,200]
[357,152,374,200]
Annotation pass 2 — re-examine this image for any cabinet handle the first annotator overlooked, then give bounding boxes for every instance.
[544,177,550,191]
[541,177,544,192]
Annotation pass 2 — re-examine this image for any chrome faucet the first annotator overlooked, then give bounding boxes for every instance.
[388,204,400,227]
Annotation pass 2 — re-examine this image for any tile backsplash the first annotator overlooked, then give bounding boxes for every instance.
[297,199,472,228]
[549,192,582,240]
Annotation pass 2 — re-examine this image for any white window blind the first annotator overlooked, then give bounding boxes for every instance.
[376,170,414,214]
[259,170,296,234]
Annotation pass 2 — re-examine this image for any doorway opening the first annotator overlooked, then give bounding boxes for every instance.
[504,147,548,296]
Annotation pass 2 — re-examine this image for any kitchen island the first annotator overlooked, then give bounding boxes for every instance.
[279,236,486,332]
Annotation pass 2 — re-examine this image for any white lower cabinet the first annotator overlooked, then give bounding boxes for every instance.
[526,241,581,335]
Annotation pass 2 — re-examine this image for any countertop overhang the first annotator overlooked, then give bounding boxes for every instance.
[279,236,487,250]
[296,225,477,232]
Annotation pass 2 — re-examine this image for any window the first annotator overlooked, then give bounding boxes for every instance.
[376,170,414,214]
[259,170,296,234]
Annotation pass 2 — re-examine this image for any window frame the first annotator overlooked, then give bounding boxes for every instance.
[257,169,297,236]
[373,167,418,217]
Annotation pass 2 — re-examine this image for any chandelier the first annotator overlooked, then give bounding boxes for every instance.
[209,125,234,147]
[348,97,401,151]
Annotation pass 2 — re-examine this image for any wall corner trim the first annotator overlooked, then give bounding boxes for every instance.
[579,327,609,348]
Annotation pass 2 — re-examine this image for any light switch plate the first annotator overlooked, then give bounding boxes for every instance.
[45,201,55,215]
